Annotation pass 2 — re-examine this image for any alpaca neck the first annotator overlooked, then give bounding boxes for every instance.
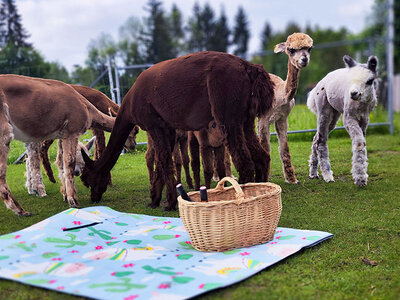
[94,117,133,175]
[284,60,301,101]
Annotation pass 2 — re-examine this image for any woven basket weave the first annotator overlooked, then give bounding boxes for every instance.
[178,177,282,252]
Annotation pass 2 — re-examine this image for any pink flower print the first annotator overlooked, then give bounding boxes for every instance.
[123,263,134,268]
[175,235,181,238]
[275,236,281,240]
[302,237,306,240]
[239,252,250,256]
[111,237,117,239]
[61,227,66,231]
[158,283,170,289]
[276,230,283,233]
[73,221,81,225]
[56,286,64,290]
[68,250,79,253]
[163,221,171,224]
[51,258,62,261]
[123,240,128,243]
[270,241,278,245]
[198,283,205,289]
[111,272,116,276]
[48,280,57,284]
[14,235,21,239]
[124,295,138,300]
[95,246,103,250]
[185,241,192,244]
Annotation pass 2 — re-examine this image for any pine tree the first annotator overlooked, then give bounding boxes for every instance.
[169,4,184,56]
[261,22,272,51]
[187,3,204,52]
[142,0,174,63]
[210,9,230,52]
[232,6,249,58]
[0,0,30,48]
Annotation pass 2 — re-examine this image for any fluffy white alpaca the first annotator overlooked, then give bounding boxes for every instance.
[307,55,378,186]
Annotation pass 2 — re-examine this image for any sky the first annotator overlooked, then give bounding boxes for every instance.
[17,0,375,72]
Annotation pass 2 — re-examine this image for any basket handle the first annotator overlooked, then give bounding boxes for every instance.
[215,177,245,205]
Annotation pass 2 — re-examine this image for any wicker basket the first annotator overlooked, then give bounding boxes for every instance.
[178,177,282,252]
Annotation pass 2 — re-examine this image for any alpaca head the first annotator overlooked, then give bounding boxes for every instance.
[74,136,96,176]
[80,149,110,203]
[343,55,378,102]
[274,33,313,69]
[124,125,140,152]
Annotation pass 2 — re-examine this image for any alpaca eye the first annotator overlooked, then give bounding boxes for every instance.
[289,48,296,55]
[366,79,374,85]
[308,47,312,53]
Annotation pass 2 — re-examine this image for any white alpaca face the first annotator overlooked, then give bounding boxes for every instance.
[74,137,95,176]
[344,55,378,102]
[348,66,376,101]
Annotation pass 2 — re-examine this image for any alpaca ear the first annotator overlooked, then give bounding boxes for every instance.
[274,42,286,53]
[133,125,139,135]
[81,148,94,168]
[343,55,356,68]
[84,136,96,152]
[367,56,378,73]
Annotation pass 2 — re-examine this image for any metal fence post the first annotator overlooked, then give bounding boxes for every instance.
[106,55,116,103]
[387,0,394,134]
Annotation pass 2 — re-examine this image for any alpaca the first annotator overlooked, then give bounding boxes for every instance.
[81,51,275,210]
[39,85,139,184]
[146,130,194,189]
[257,33,313,183]
[0,74,115,216]
[25,137,96,197]
[189,121,234,190]
[307,55,378,186]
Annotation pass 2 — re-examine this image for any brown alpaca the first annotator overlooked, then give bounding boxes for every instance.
[0,74,115,216]
[146,130,193,189]
[81,51,274,211]
[257,33,313,183]
[189,121,234,190]
[39,85,139,184]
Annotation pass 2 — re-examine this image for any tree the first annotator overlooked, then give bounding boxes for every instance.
[169,3,184,55]
[118,16,145,66]
[210,9,230,52]
[0,0,30,48]
[261,22,272,51]
[141,0,174,63]
[187,2,204,52]
[232,6,250,57]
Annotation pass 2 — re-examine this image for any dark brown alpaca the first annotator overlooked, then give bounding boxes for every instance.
[39,85,139,183]
[146,130,193,189]
[81,51,275,210]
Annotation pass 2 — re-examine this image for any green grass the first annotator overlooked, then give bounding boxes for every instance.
[0,106,399,299]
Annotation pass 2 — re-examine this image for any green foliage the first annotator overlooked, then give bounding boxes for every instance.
[232,6,250,57]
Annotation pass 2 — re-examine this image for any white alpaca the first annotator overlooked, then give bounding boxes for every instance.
[307,55,378,186]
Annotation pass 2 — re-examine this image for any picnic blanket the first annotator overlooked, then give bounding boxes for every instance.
[0,206,333,300]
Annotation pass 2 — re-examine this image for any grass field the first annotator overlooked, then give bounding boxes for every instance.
[0,105,399,299]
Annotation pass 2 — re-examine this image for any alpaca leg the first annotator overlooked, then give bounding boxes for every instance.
[275,118,298,184]
[92,128,105,161]
[25,142,46,197]
[316,113,335,182]
[179,136,193,189]
[243,119,269,182]
[226,124,255,183]
[145,135,155,184]
[173,143,182,184]
[40,139,56,183]
[257,117,271,180]
[201,144,214,189]
[309,133,320,179]
[189,132,201,190]
[344,115,368,186]
[60,138,79,207]
[148,128,177,210]
[0,121,30,216]
[56,140,66,200]
[223,148,235,178]
[25,143,35,195]
[213,146,226,182]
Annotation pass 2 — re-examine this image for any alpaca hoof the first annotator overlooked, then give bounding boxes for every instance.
[355,178,367,187]
[67,198,80,208]
[285,178,299,184]
[35,189,47,198]
[212,176,220,182]
[147,202,159,209]
[322,171,334,183]
[18,210,32,217]
[309,174,319,179]
[163,206,176,211]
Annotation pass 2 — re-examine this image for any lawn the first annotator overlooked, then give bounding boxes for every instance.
[0,105,399,299]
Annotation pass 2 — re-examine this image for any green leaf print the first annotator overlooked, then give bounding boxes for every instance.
[0,234,16,240]
[89,277,146,292]
[178,241,195,250]
[0,256,9,260]
[176,254,193,260]
[152,234,177,240]
[125,240,142,245]
[277,235,296,240]
[114,222,128,226]
[114,271,134,277]
[306,236,321,241]
[223,249,241,255]
[44,233,88,248]
[172,276,195,284]
[42,252,60,259]
[25,279,51,285]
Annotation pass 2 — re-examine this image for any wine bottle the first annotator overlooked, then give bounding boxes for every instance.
[200,186,208,202]
[176,183,194,202]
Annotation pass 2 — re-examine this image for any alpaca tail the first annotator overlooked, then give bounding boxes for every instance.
[307,88,317,115]
[250,64,275,117]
